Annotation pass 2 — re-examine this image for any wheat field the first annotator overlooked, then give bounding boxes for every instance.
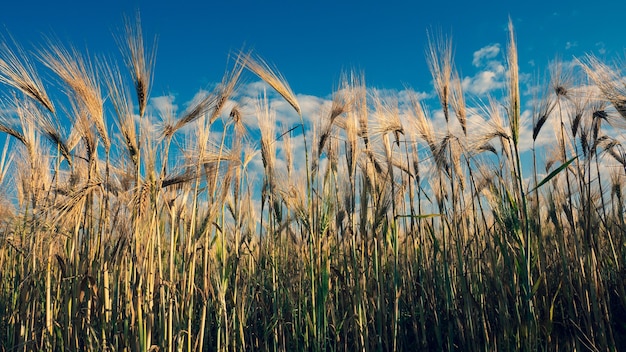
[0,17,625,351]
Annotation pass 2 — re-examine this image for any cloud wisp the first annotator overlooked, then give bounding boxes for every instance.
[463,43,506,96]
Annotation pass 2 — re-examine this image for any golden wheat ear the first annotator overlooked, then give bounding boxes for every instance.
[426,29,454,123]
[117,11,157,119]
[240,52,301,116]
[208,51,245,124]
[506,18,520,146]
[450,70,466,135]
[0,35,55,113]
[29,101,73,166]
[102,60,139,166]
[578,54,626,119]
[0,120,27,147]
[39,41,109,152]
[166,58,243,138]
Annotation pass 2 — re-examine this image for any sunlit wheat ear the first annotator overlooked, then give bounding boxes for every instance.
[370,91,403,146]
[578,54,626,119]
[461,102,495,155]
[351,73,370,145]
[426,29,454,123]
[65,113,83,154]
[132,179,152,219]
[569,89,594,138]
[319,87,350,155]
[198,147,242,173]
[5,92,69,169]
[103,61,138,165]
[477,96,512,158]
[330,80,351,122]
[588,101,610,151]
[158,168,196,190]
[389,152,413,178]
[532,82,556,142]
[65,97,98,169]
[282,127,294,176]
[0,98,39,166]
[506,19,521,145]
[318,114,333,159]
[118,11,156,118]
[447,133,465,185]
[550,58,575,100]
[54,181,101,224]
[40,42,109,152]
[0,36,55,113]
[408,91,438,158]
[240,143,260,173]
[18,104,38,159]
[343,109,360,177]
[168,91,215,137]
[408,142,421,179]
[230,104,248,140]
[167,61,242,138]
[26,100,72,166]
[450,70,467,134]
[544,144,565,173]
[0,117,27,147]
[207,51,246,124]
[13,121,49,207]
[609,146,626,176]
[595,135,622,166]
[256,89,276,178]
[0,196,14,223]
[326,130,340,173]
[241,52,301,116]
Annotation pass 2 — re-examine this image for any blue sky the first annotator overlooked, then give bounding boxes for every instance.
[1,0,626,208]
[2,0,624,100]
[1,0,626,169]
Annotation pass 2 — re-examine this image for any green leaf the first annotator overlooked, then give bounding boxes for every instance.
[531,273,544,296]
[528,156,578,194]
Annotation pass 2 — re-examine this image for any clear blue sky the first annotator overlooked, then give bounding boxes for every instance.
[2,0,624,101]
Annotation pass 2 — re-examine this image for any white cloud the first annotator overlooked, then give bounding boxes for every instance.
[462,70,504,96]
[472,44,500,67]
[233,81,330,134]
[150,94,178,119]
[397,89,431,104]
[460,44,507,96]
[565,41,578,50]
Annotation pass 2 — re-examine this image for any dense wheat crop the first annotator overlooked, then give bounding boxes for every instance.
[0,17,625,351]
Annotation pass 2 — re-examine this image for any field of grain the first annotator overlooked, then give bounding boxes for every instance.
[0,18,625,351]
